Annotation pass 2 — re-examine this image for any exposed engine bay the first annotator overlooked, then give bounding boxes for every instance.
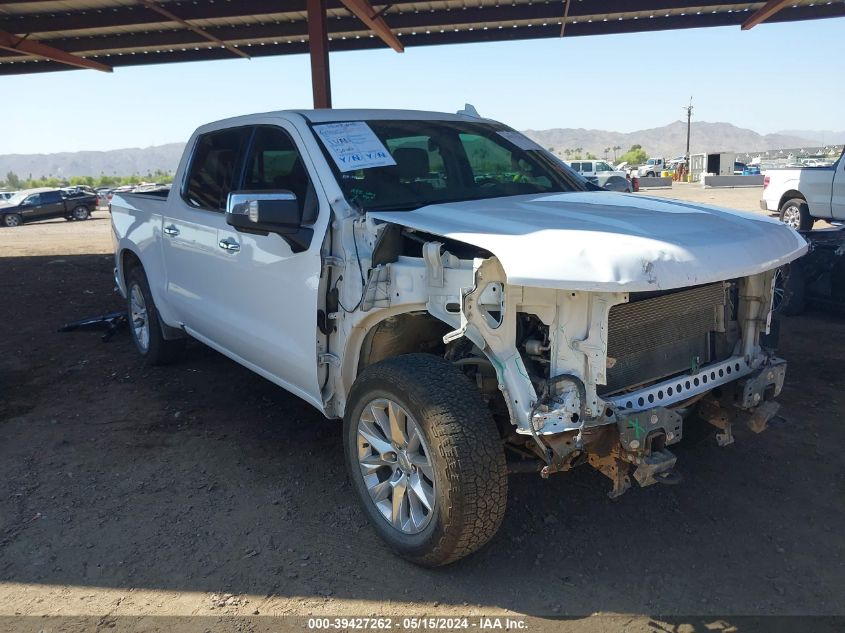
[320,215,789,498]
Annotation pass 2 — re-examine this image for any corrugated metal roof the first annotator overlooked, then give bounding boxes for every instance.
[0,0,843,74]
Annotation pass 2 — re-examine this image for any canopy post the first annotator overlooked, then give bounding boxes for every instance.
[307,0,332,109]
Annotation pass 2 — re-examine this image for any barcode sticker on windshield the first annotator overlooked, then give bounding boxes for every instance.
[314,122,397,172]
[497,131,544,152]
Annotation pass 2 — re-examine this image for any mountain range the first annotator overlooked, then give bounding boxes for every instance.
[0,143,185,181]
[0,122,839,179]
[522,121,832,161]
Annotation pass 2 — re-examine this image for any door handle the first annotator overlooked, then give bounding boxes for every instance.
[163,225,180,236]
[218,238,240,253]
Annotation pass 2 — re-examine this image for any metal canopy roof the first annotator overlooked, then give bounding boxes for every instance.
[0,0,842,76]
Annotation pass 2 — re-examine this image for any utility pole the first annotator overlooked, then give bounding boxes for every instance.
[683,96,694,161]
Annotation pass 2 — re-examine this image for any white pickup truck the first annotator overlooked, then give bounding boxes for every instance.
[564,159,632,192]
[111,109,806,566]
[637,157,665,177]
[762,150,845,230]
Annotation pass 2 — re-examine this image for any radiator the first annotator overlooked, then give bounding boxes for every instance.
[602,283,726,395]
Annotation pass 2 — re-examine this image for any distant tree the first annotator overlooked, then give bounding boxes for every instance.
[1,171,175,190]
[586,152,598,160]
[603,147,611,159]
[3,171,22,189]
[612,145,622,160]
[618,146,648,165]
[564,149,572,159]
[572,147,584,160]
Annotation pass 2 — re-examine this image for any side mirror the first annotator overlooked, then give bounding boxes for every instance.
[225,190,301,234]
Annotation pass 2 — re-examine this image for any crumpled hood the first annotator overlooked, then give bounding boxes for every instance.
[369,191,808,291]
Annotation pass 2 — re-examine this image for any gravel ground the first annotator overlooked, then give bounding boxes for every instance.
[1,199,843,631]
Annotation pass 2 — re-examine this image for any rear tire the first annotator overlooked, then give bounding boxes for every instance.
[344,354,508,566]
[3,213,22,227]
[779,198,814,231]
[72,205,90,220]
[125,265,185,365]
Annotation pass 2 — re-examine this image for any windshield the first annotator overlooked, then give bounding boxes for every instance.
[6,192,27,205]
[313,119,588,212]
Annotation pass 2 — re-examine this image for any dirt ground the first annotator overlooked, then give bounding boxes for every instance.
[1,192,844,631]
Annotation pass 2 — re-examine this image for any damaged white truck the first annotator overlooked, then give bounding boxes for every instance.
[111,109,807,566]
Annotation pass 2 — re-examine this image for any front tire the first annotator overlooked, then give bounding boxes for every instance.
[779,198,814,231]
[71,205,90,220]
[3,213,22,227]
[125,265,185,365]
[344,354,508,566]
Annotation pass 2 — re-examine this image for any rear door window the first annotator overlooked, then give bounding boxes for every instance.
[184,128,251,211]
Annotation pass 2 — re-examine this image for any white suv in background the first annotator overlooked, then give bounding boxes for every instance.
[565,159,631,192]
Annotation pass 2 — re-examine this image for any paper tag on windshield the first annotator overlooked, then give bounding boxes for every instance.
[497,130,544,152]
[314,122,397,172]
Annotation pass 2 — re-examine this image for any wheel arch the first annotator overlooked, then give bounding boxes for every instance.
[118,247,185,341]
[336,307,468,416]
[779,190,806,211]
[341,308,448,389]
[118,247,142,294]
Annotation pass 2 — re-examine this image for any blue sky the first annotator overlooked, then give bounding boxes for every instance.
[2,17,843,154]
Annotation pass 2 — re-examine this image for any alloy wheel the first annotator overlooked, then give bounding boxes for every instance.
[782,205,801,229]
[356,398,436,534]
[129,283,150,352]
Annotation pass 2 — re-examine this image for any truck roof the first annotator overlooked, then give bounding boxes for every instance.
[196,108,495,133]
[17,187,58,195]
[293,109,489,123]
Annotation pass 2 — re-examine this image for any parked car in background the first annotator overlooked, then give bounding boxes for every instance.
[762,148,845,230]
[62,185,97,196]
[565,159,632,192]
[637,157,666,177]
[95,188,113,208]
[0,187,97,227]
[112,108,804,566]
[0,191,16,201]
[775,227,845,316]
[734,161,748,175]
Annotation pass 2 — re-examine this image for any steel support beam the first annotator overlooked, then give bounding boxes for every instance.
[307,0,332,109]
[742,0,792,30]
[139,0,249,59]
[338,0,404,52]
[0,30,112,72]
